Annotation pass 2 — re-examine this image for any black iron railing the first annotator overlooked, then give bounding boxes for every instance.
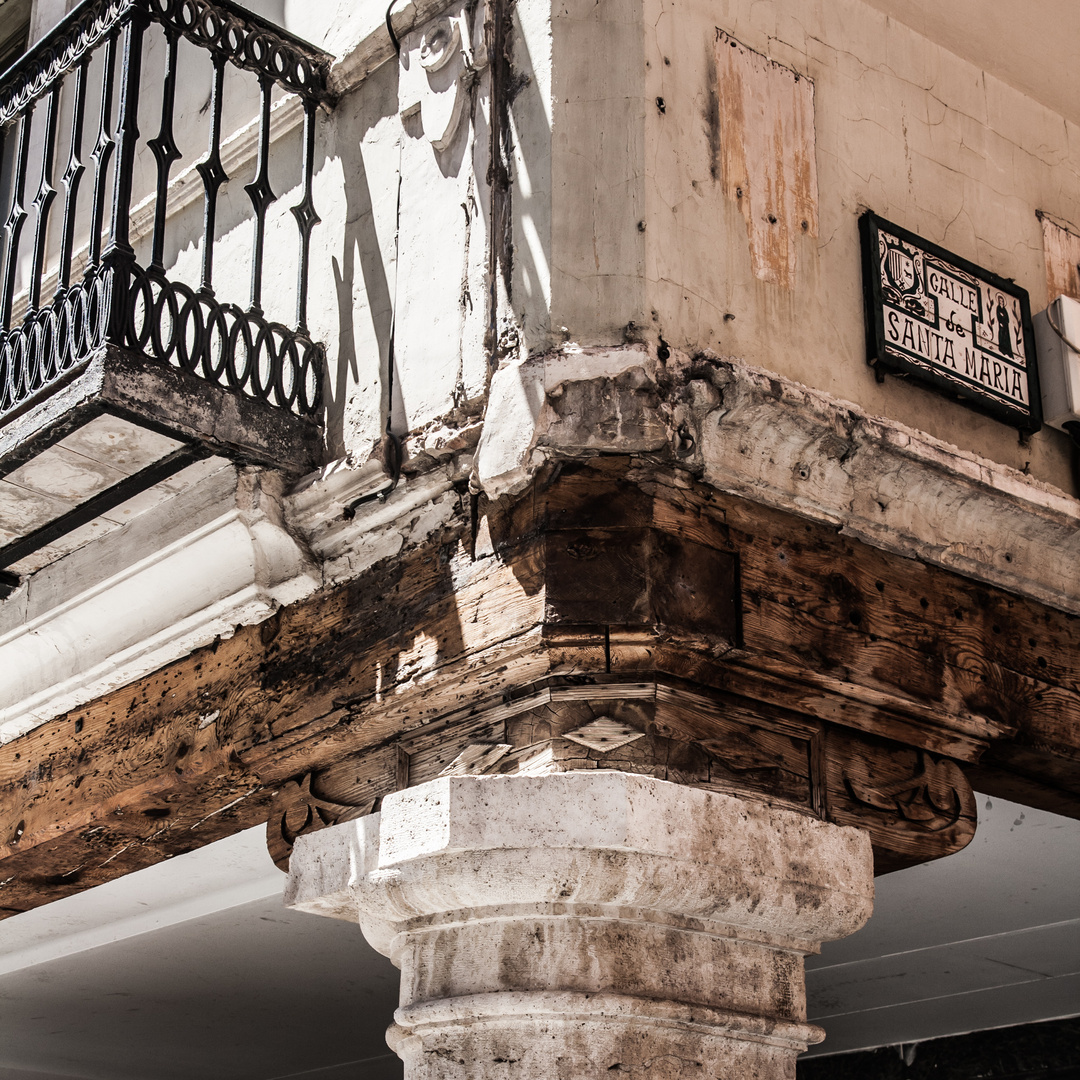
[0,0,332,424]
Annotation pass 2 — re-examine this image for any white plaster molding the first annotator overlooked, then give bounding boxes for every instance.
[325,0,470,97]
[0,466,320,742]
[0,445,466,741]
[475,344,657,497]
[475,345,1080,615]
[699,358,1080,613]
[288,455,396,519]
[285,456,461,589]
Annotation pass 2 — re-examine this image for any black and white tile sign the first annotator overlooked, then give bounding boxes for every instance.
[860,212,1041,432]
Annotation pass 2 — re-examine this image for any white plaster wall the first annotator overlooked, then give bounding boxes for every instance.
[306,63,401,457]
[476,0,1080,492]
[547,0,646,349]
[267,0,1080,491]
[509,0,553,352]
[15,0,1080,496]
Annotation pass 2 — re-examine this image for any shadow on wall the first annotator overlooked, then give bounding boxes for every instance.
[319,60,403,458]
[317,0,555,455]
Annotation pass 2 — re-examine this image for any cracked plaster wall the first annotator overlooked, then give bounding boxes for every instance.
[290,0,1080,496]
[537,0,1080,493]
[25,0,1080,489]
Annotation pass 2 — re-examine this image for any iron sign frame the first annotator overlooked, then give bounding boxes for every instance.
[860,211,1042,433]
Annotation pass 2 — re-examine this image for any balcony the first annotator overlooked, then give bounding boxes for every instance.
[0,0,332,597]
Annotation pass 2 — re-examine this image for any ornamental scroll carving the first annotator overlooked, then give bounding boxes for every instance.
[399,2,486,155]
[826,732,977,870]
[266,773,375,870]
[264,685,981,875]
[843,749,965,832]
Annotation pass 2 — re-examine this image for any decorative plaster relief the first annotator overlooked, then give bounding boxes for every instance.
[399,3,485,155]
[393,0,491,433]
[0,465,320,743]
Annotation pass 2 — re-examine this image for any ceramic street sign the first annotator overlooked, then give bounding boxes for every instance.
[860,212,1041,432]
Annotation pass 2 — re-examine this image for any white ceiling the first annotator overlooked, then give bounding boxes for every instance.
[0,828,401,1080]
[805,792,1080,1055]
[0,792,1076,1078]
[863,0,1080,129]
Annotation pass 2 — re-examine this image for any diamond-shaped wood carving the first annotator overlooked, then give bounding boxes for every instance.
[562,717,645,753]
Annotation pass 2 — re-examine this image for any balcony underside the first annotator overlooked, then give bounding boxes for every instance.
[0,345,322,595]
[0,0,333,595]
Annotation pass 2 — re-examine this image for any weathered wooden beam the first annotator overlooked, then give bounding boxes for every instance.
[266,679,977,877]
[0,462,1077,917]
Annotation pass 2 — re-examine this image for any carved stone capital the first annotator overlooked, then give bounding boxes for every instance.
[286,772,874,1079]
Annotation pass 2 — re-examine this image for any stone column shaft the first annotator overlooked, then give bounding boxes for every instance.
[286,771,873,1079]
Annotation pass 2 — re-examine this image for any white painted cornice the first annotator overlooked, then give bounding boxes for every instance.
[285,454,465,589]
[701,358,1080,614]
[0,450,469,741]
[0,464,321,743]
[476,345,1080,615]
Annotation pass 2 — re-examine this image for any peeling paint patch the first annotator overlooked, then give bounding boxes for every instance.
[1038,211,1080,304]
[715,30,818,288]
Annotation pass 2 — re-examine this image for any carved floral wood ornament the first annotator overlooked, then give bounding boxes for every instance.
[267,773,375,871]
[267,679,977,874]
[844,750,966,831]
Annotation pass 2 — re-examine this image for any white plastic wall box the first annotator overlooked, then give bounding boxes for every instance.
[1034,295,1080,432]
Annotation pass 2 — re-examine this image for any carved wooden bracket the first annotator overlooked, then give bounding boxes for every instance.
[266,775,375,871]
[268,677,976,874]
[260,468,981,872]
[845,753,965,831]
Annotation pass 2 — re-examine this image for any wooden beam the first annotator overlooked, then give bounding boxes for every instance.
[0,462,1078,917]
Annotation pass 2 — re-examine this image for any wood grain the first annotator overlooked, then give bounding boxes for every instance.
[0,463,1077,915]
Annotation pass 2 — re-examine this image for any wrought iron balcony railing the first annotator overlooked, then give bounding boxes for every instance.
[0,0,332,428]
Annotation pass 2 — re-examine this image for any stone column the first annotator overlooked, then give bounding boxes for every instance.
[286,770,873,1079]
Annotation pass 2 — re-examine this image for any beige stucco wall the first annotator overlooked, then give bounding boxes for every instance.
[542,0,1078,491]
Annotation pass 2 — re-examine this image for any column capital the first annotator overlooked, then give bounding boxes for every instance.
[287,772,873,950]
[287,772,873,1078]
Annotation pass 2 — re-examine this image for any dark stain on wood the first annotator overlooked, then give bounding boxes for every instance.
[0,462,1077,914]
